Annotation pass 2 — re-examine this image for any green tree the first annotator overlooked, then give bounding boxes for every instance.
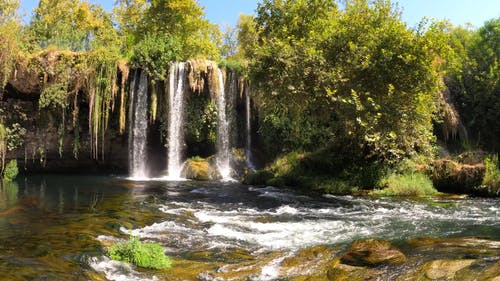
[250,0,441,165]
[457,18,500,150]
[115,0,220,61]
[0,0,20,90]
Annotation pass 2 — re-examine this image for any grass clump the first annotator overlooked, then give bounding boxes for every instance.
[478,154,500,196]
[109,236,172,270]
[2,160,18,182]
[373,172,437,196]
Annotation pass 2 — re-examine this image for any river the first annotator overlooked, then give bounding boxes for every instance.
[0,175,498,280]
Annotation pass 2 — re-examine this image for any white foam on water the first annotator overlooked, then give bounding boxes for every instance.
[122,191,500,258]
[275,205,300,215]
[159,205,193,215]
[123,176,189,182]
[89,257,158,281]
[119,221,201,239]
[96,235,122,243]
[255,255,288,281]
[206,219,365,251]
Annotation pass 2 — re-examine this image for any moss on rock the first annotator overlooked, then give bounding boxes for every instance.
[183,157,212,181]
[341,239,406,266]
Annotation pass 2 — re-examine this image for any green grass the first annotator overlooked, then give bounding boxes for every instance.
[188,156,206,162]
[109,236,172,270]
[479,155,500,196]
[373,172,437,196]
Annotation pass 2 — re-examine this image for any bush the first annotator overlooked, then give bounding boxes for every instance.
[373,172,437,196]
[309,177,358,195]
[108,236,172,270]
[479,155,500,196]
[133,34,181,82]
[242,170,274,185]
[2,160,18,182]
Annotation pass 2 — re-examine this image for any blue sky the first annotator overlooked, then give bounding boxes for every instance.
[19,0,500,28]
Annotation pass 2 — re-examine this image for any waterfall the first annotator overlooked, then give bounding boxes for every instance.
[128,70,149,179]
[216,69,232,179]
[245,85,255,170]
[166,62,186,179]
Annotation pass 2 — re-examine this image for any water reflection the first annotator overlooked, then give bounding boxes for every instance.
[0,181,19,213]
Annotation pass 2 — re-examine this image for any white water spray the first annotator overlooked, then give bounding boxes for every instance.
[166,62,186,179]
[216,69,232,179]
[128,70,149,179]
[245,84,255,170]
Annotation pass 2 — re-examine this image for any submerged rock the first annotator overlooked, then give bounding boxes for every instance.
[280,245,340,279]
[327,261,382,281]
[424,259,476,279]
[341,239,406,266]
[408,237,500,258]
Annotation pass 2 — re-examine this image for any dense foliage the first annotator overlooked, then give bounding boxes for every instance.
[249,0,440,165]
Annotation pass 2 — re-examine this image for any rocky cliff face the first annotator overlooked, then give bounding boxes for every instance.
[1,53,253,176]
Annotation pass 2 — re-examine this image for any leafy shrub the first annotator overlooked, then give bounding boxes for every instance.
[373,172,437,196]
[479,155,500,196]
[133,34,180,82]
[219,60,244,73]
[2,160,18,182]
[108,236,172,270]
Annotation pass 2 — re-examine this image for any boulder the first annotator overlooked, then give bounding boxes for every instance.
[424,259,475,279]
[341,239,406,266]
[183,158,212,180]
[327,262,382,281]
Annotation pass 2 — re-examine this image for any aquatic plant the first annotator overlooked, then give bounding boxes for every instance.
[108,236,172,270]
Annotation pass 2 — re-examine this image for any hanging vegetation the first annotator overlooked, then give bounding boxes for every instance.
[118,60,129,135]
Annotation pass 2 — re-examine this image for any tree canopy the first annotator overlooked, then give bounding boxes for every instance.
[248,0,441,164]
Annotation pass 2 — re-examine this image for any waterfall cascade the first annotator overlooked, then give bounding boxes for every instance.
[128,70,149,179]
[166,62,186,179]
[126,61,250,181]
[245,85,255,170]
[216,69,232,179]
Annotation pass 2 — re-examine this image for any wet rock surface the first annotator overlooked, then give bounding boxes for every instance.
[341,239,407,266]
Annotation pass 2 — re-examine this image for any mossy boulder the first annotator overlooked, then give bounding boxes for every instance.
[183,157,212,181]
[327,261,382,281]
[341,239,406,266]
[280,245,339,279]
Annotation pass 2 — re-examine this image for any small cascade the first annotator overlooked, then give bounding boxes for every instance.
[167,62,186,179]
[128,70,149,179]
[245,85,255,170]
[216,69,232,179]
